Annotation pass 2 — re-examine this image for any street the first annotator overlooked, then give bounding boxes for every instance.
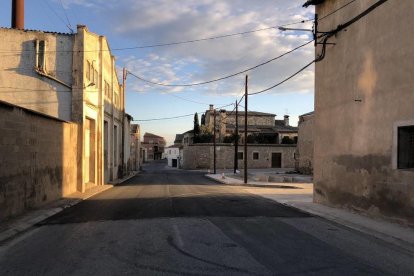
[0,161,413,275]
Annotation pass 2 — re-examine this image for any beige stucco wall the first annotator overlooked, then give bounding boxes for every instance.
[182,144,296,170]
[313,0,414,224]
[0,28,74,121]
[0,101,79,220]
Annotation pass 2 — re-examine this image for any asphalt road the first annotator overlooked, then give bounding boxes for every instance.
[0,160,413,275]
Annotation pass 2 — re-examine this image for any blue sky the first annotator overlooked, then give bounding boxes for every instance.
[0,0,315,145]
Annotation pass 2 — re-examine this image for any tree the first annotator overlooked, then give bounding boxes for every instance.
[193,113,200,143]
[201,114,206,125]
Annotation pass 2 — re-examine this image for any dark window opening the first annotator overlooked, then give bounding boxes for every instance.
[253,152,259,160]
[36,40,46,71]
[398,126,414,169]
[237,152,244,160]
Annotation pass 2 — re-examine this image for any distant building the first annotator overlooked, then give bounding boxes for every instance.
[130,124,142,170]
[304,0,414,224]
[203,105,298,144]
[166,146,181,168]
[142,133,166,160]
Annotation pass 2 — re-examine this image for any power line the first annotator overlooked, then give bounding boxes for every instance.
[250,0,389,96]
[59,0,74,33]
[0,19,312,54]
[248,59,315,96]
[318,0,359,21]
[127,39,314,87]
[42,0,72,32]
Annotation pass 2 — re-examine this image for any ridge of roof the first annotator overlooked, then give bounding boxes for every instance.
[0,26,74,36]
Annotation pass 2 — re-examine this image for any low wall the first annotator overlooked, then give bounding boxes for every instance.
[182,143,296,170]
[0,101,79,220]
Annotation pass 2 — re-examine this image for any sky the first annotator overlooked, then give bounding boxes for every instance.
[0,0,315,145]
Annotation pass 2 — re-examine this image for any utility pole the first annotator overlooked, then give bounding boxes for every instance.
[213,109,217,174]
[244,75,248,184]
[234,100,238,174]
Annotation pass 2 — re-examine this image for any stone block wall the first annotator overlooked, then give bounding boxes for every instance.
[182,144,296,170]
[0,101,79,220]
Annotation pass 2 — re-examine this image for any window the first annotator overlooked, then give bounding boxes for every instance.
[36,40,46,72]
[86,61,91,80]
[398,126,414,169]
[237,152,244,160]
[91,66,95,84]
[253,152,259,160]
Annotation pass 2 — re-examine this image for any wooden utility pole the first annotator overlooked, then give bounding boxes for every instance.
[234,100,238,174]
[244,75,248,184]
[213,109,217,174]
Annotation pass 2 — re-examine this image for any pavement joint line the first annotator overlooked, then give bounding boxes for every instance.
[0,173,137,245]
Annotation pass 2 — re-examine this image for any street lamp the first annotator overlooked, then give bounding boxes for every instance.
[278,26,313,32]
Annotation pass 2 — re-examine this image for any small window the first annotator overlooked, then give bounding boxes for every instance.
[398,126,414,169]
[237,152,244,160]
[86,61,91,80]
[253,152,259,160]
[36,40,46,71]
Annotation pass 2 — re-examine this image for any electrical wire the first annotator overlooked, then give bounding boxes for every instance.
[127,39,314,87]
[318,0,359,21]
[0,18,312,54]
[249,0,389,96]
[42,0,72,33]
[58,0,74,33]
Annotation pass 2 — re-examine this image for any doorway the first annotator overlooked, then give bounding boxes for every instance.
[271,152,282,168]
[85,118,96,185]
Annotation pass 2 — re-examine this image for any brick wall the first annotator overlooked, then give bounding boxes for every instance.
[182,144,296,170]
[0,101,79,220]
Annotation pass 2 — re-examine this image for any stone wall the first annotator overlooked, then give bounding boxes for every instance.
[0,101,79,220]
[182,144,296,170]
[296,113,314,175]
[314,0,414,225]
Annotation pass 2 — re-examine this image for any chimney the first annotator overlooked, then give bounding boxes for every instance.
[284,115,290,126]
[209,104,214,111]
[12,0,24,29]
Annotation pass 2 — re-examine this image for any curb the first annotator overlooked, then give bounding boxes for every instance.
[204,174,303,189]
[0,182,119,245]
[280,201,414,253]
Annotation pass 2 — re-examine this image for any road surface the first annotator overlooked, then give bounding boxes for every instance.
[1,160,413,275]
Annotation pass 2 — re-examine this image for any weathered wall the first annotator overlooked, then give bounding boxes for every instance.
[182,144,296,170]
[0,28,74,121]
[296,113,314,174]
[0,101,79,220]
[314,0,414,224]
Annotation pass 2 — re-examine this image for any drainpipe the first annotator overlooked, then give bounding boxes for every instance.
[121,67,126,177]
[12,0,24,29]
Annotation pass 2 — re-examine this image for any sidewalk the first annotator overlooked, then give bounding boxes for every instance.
[206,173,414,252]
[0,172,138,244]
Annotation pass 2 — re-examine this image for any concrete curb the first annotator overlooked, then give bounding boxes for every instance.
[205,174,304,189]
[0,176,132,245]
[205,174,414,252]
[279,201,414,252]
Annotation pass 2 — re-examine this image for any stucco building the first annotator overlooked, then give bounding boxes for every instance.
[141,133,166,161]
[0,23,130,218]
[305,0,414,224]
[129,124,142,170]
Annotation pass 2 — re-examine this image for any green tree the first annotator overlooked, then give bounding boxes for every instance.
[193,113,200,143]
[201,114,206,125]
